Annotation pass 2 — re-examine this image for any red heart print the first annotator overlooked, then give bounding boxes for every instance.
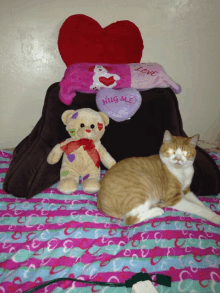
[58,14,143,67]
[150,246,163,265]
[11,231,22,240]
[50,257,68,275]
[98,123,103,131]
[34,277,43,286]
[99,76,115,86]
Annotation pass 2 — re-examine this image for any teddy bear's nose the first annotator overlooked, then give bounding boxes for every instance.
[86,130,91,133]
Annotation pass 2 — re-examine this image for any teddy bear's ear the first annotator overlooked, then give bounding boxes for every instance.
[98,111,109,126]
[61,110,76,125]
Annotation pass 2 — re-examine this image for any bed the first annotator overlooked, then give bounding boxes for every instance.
[0,147,220,293]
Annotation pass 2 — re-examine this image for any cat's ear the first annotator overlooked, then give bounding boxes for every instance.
[189,134,200,147]
[163,130,172,144]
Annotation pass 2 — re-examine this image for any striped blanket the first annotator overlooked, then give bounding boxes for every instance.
[0,150,220,292]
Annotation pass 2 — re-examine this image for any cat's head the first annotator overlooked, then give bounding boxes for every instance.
[159,130,200,168]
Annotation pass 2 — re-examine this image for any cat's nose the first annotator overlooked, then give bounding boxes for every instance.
[176,158,182,161]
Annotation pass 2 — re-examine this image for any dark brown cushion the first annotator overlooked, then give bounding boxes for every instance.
[3,83,220,198]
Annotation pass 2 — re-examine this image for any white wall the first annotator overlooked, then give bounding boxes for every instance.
[0,0,220,148]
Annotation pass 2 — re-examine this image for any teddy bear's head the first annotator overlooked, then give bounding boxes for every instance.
[61,108,109,142]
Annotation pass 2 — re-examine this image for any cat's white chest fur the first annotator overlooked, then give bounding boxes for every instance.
[166,164,194,191]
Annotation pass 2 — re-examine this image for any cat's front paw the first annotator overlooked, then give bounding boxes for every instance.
[152,207,164,217]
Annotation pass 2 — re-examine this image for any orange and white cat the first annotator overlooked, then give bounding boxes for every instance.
[97,130,220,225]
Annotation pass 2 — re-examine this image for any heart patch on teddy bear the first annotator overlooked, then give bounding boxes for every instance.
[96,88,142,122]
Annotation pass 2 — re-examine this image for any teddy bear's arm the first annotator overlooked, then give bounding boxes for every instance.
[47,143,64,165]
[98,144,116,169]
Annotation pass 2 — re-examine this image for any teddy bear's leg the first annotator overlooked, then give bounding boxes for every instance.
[57,168,79,194]
[57,178,79,194]
[81,167,101,194]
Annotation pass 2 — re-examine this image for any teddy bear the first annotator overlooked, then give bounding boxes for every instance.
[47,108,116,194]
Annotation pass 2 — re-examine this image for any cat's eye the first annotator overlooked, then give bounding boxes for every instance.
[80,123,85,128]
[90,124,95,129]
[182,151,188,156]
[168,149,174,154]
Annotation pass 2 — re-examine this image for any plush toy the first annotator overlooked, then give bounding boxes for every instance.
[47,108,116,194]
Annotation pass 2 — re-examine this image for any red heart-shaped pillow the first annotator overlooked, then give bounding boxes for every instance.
[58,14,144,67]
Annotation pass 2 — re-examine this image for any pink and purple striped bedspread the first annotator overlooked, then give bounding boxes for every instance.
[0,150,220,292]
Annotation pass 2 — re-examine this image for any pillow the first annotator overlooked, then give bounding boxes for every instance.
[58,14,144,67]
[59,63,181,105]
